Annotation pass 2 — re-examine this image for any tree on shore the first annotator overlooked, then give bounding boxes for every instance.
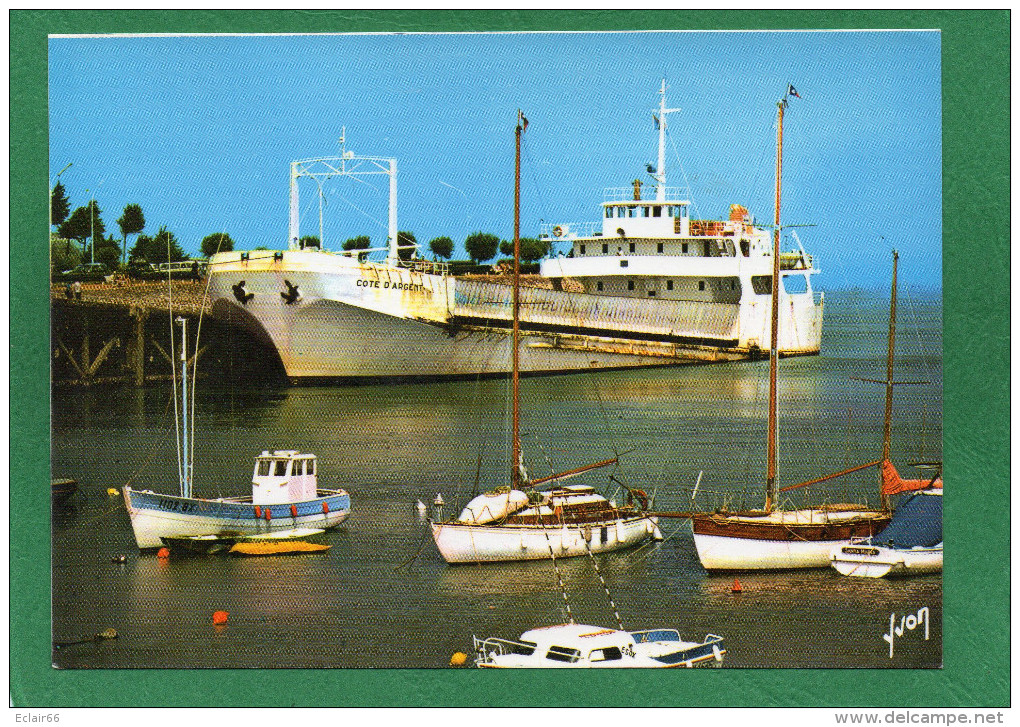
[50,182,70,229]
[299,235,320,249]
[201,232,235,258]
[130,226,187,264]
[84,234,122,269]
[465,232,500,263]
[342,235,371,252]
[428,236,454,260]
[117,204,146,266]
[499,236,552,262]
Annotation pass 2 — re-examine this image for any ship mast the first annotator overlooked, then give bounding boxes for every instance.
[653,80,682,202]
[765,93,787,513]
[880,250,899,510]
[512,110,524,489]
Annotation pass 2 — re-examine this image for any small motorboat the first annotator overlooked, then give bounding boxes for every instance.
[473,623,725,668]
[161,527,331,556]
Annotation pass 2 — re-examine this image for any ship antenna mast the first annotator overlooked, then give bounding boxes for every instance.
[512,109,526,489]
[654,79,682,202]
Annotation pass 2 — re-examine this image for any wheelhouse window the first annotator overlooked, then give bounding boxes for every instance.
[657,243,664,253]
[628,242,635,253]
[308,459,315,475]
[545,646,581,663]
[653,206,662,217]
[257,460,272,477]
[641,206,650,217]
[274,460,289,476]
[627,207,637,218]
[605,207,612,218]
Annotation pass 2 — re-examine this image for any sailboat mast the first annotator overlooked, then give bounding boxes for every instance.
[881,250,899,509]
[512,110,523,488]
[176,316,191,499]
[765,96,785,512]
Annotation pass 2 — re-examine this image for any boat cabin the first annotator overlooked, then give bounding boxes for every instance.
[252,450,318,505]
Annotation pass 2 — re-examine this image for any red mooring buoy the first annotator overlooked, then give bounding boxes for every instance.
[731,579,743,593]
[212,610,229,626]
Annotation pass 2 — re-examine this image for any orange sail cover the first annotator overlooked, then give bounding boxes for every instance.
[881,460,942,496]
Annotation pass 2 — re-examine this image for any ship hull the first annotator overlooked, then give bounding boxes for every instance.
[691,510,891,571]
[122,487,351,549]
[431,515,659,564]
[207,250,822,382]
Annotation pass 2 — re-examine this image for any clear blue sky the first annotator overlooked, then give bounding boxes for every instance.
[49,31,941,290]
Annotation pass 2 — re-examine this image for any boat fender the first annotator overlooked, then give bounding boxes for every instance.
[322,501,330,514]
[626,488,650,510]
[553,225,564,237]
[291,505,298,518]
[265,507,272,522]
[255,505,262,519]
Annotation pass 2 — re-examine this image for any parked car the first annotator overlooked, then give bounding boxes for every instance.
[55,263,111,283]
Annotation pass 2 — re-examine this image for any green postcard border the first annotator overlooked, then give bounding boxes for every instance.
[11,9,1009,708]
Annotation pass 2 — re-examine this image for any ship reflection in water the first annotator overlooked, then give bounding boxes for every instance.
[51,291,941,669]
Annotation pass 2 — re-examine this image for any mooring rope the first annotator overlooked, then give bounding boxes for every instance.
[535,505,573,624]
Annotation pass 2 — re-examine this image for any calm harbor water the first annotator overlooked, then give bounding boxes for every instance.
[51,289,942,669]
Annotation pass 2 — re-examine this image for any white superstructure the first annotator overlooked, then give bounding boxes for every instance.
[539,80,823,357]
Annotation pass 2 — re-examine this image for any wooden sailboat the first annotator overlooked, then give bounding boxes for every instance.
[430,112,661,564]
[691,89,892,571]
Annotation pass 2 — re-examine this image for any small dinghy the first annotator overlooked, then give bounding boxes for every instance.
[473,623,725,669]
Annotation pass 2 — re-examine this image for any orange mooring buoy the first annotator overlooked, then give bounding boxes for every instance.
[156,547,170,560]
[212,610,229,626]
[731,579,742,593]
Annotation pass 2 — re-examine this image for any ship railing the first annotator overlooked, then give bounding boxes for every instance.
[779,251,814,270]
[539,221,600,240]
[395,258,450,275]
[603,186,689,203]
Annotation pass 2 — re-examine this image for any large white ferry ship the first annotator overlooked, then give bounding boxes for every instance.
[207,83,823,382]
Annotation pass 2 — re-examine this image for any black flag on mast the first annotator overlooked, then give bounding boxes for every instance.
[788,84,801,99]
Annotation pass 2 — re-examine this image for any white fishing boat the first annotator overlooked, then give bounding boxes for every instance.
[831,465,942,578]
[430,112,661,564]
[690,88,893,571]
[122,317,351,549]
[206,82,823,383]
[473,623,725,668]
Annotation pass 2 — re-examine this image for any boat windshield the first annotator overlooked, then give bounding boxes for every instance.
[257,460,271,477]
